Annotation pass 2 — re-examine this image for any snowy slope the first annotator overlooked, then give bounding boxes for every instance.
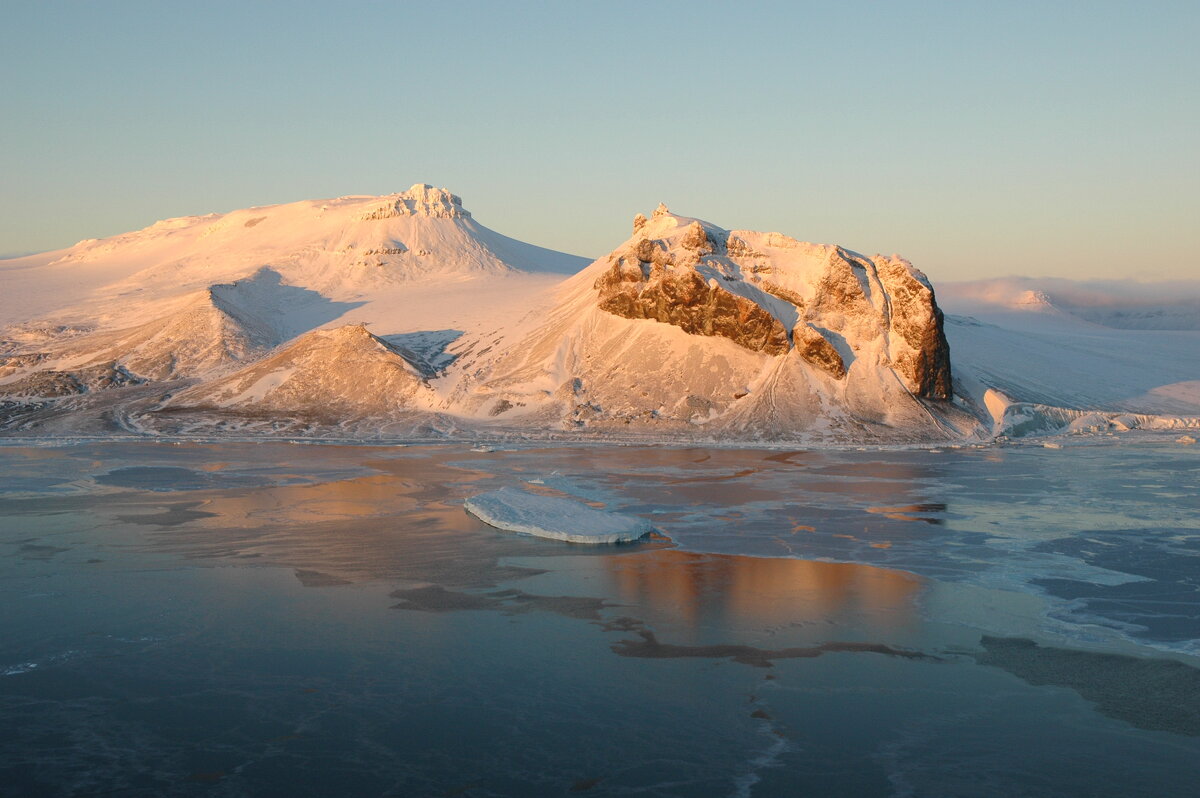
[0,185,585,395]
[162,324,431,416]
[0,184,586,331]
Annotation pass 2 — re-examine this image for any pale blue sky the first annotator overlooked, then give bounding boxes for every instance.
[2,1,1197,280]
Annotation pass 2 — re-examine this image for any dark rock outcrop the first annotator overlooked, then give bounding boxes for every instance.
[593,216,952,399]
[0,362,141,398]
[358,184,469,220]
[793,323,846,378]
[759,280,806,310]
[876,259,952,400]
[806,248,871,319]
[594,249,790,356]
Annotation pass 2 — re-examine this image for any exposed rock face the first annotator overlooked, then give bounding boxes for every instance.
[0,185,972,441]
[679,221,714,254]
[590,209,952,400]
[807,248,871,320]
[793,323,845,378]
[359,183,470,220]
[0,370,83,398]
[594,234,790,356]
[876,259,952,399]
[0,353,48,378]
[759,280,805,309]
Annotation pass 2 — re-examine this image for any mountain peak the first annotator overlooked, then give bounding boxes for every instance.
[1017,289,1054,307]
[360,183,469,221]
[308,324,400,351]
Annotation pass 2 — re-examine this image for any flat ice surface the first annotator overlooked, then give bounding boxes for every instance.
[446,437,1200,658]
[464,487,651,544]
[2,441,1200,797]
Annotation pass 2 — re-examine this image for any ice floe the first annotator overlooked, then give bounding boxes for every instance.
[464,487,652,544]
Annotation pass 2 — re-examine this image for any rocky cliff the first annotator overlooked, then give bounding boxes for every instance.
[590,206,951,400]
[593,222,791,356]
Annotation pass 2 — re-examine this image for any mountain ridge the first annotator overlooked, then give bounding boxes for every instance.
[2,187,1196,443]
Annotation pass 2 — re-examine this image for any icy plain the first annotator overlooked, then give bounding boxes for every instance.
[1,439,1198,796]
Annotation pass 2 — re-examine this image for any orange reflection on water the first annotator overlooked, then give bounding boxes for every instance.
[604,550,921,633]
[197,474,423,526]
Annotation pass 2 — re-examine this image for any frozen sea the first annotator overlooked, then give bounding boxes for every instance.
[1,438,1198,796]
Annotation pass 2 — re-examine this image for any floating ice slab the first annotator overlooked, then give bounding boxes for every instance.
[464,487,652,544]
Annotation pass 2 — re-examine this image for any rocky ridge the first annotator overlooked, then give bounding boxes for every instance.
[590,206,951,399]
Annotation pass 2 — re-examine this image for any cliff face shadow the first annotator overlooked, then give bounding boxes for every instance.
[382,329,465,374]
[211,267,366,342]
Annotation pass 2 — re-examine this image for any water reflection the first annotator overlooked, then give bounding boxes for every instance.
[602,550,922,636]
[194,474,424,525]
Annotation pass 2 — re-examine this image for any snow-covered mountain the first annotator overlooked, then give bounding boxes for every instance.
[443,204,977,442]
[939,277,1200,331]
[0,184,582,377]
[1,187,1196,442]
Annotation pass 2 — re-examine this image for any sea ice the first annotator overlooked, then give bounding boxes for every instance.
[464,487,652,544]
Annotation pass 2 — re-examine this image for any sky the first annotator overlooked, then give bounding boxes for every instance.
[1,0,1197,282]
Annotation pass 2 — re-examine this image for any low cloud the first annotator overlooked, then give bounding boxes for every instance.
[941,276,1200,309]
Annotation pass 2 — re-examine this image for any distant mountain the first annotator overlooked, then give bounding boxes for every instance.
[938,277,1200,331]
[0,183,583,387]
[0,183,587,330]
[937,277,1200,435]
[1,189,1196,442]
